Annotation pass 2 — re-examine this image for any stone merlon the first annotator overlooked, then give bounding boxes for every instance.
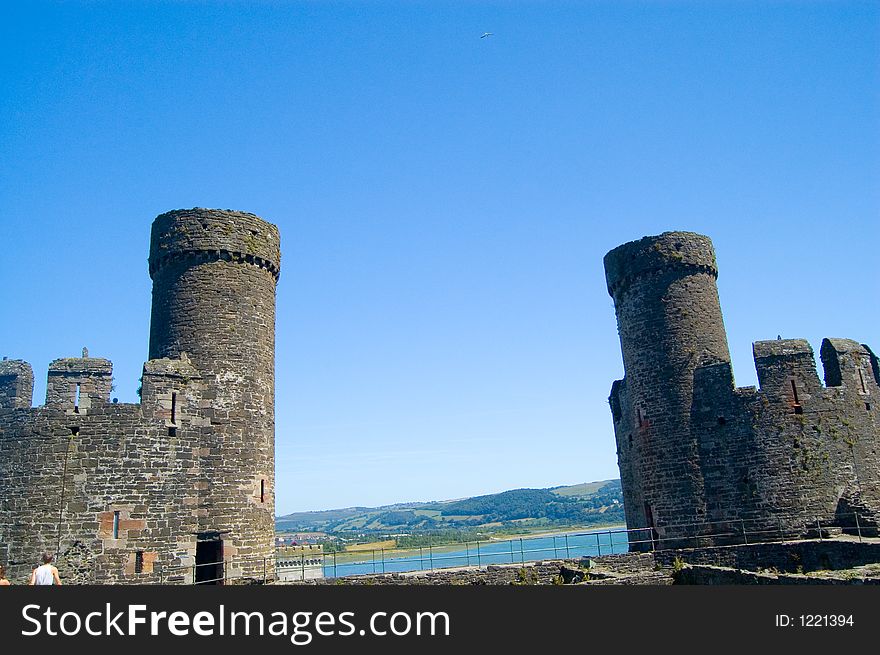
[0,359,34,410]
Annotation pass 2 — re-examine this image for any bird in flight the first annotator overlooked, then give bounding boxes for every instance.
[480,32,493,38]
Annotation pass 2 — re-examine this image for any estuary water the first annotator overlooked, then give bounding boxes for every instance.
[324,526,630,578]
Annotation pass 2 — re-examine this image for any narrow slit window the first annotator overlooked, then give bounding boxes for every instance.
[171,392,177,424]
[135,551,144,574]
[260,479,266,503]
[637,408,643,427]
[859,368,868,394]
[74,383,81,412]
[113,511,120,539]
[790,380,800,404]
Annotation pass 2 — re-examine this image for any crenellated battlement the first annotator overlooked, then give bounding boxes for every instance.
[688,336,878,421]
[687,338,880,406]
[0,352,209,418]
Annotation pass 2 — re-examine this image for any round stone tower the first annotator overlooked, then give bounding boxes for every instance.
[148,208,280,580]
[604,231,730,547]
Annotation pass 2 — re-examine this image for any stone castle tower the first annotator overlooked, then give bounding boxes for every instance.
[604,233,730,540]
[606,231,880,550]
[0,208,280,584]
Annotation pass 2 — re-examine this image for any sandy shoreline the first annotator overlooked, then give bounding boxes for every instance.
[484,524,627,542]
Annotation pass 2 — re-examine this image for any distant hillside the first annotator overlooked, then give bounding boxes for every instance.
[276,479,623,534]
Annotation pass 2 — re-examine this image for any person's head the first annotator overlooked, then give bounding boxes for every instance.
[0,564,6,578]
[41,552,54,565]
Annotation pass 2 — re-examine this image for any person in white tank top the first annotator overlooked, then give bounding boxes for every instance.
[29,553,62,586]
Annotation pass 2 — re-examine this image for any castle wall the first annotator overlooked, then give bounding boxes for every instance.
[0,208,281,584]
[606,232,880,547]
[691,339,880,540]
[0,367,204,584]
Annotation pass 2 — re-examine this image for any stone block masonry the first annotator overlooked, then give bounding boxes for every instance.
[0,208,281,584]
[605,231,880,550]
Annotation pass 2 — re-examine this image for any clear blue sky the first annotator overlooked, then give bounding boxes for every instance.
[1,2,877,514]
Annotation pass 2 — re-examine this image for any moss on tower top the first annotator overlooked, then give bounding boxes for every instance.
[149,208,281,280]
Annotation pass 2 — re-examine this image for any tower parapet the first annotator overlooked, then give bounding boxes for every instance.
[148,208,280,283]
[604,231,718,299]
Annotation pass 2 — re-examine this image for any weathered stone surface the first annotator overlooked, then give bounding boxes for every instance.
[605,231,880,550]
[0,208,280,584]
[0,359,33,410]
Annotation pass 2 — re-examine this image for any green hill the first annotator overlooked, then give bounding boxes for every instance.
[276,479,623,535]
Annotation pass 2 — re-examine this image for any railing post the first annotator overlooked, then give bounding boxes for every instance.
[466,542,470,567]
[520,538,524,563]
[817,519,823,541]
[553,536,558,559]
[429,545,434,571]
[372,549,376,574]
[596,531,602,557]
[741,519,748,545]
[565,534,570,558]
[301,554,305,581]
[509,539,514,564]
[333,551,337,578]
[419,546,424,571]
[854,513,862,543]
[381,548,386,573]
[476,541,481,567]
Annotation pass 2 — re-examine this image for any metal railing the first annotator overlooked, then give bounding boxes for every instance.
[154,511,878,583]
[619,510,877,552]
[313,530,631,579]
[158,553,275,585]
